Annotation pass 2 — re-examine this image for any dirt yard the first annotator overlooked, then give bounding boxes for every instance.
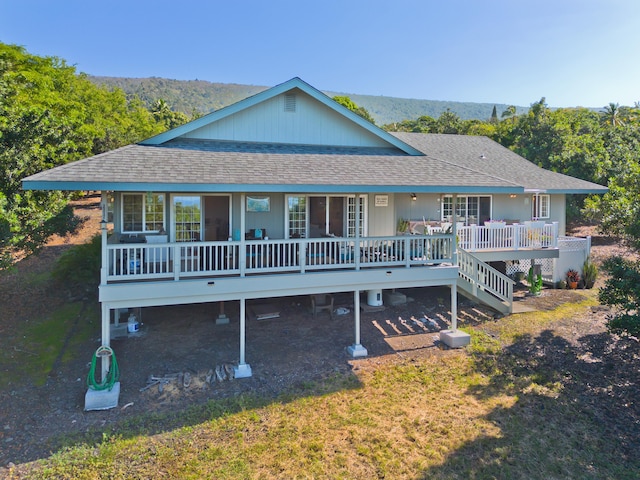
[0,196,637,469]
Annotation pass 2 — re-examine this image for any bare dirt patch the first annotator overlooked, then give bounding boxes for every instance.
[0,200,638,470]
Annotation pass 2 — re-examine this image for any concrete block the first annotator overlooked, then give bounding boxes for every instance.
[234,363,252,378]
[439,330,471,348]
[384,291,407,306]
[347,344,368,358]
[85,382,120,411]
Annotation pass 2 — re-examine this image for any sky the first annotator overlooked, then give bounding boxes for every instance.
[1,0,639,108]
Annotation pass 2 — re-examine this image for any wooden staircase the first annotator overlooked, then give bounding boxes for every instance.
[457,248,514,315]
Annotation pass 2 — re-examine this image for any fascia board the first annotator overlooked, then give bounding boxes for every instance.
[22,180,525,195]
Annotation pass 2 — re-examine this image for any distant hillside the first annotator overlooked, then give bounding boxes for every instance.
[89,76,526,125]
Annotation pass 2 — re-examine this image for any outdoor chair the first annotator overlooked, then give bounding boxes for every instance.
[310,294,334,319]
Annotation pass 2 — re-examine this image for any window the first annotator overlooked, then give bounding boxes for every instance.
[532,194,550,219]
[103,192,115,223]
[286,195,366,238]
[347,195,367,237]
[287,196,307,238]
[122,193,165,233]
[173,196,202,241]
[442,195,491,225]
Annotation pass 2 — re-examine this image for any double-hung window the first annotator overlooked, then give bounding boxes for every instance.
[122,193,165,233]
[532,194,550,219]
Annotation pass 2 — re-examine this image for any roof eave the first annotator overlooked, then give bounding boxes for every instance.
[21,179,525,195]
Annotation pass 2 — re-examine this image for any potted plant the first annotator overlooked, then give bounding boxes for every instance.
[566,269,580,289]
[582,258,598,289]
[397,217,409,235]
[527,266,543,296]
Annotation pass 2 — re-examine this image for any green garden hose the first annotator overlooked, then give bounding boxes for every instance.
[87,346,120,391]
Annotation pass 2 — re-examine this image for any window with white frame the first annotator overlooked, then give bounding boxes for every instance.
[441,195,491,224]
[173,196,202,241]
[532,194,550,219]
[122,193,165,233]
[347,195,367,237]
[286,195,366,238]
[287,196,307,238]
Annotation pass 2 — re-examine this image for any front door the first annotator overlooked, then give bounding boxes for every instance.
[203,196,230,241]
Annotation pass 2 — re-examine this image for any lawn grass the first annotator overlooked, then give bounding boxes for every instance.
[10,292,638,479]
[0,301,98,388]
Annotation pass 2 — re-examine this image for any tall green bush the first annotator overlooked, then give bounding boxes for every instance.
[598,256,640,337]
[51,234,102,298]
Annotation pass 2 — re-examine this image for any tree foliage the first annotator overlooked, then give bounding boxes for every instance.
[332,96,376,124]
[599,256,640,337]
[0,43,169,268]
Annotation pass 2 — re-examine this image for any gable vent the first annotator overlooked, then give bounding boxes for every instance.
[284,93,297,112]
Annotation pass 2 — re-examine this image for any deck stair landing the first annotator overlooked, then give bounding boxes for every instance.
[457,248,514,315]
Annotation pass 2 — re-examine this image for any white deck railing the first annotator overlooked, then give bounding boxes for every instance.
[457,222,559,252]
[457,248,514,310]
[104,234,454,282]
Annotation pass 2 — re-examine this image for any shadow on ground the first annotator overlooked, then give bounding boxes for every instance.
[420,327,640,479]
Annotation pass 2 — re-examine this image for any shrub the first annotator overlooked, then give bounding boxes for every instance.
[527,266,543,295]
[582,258,598,288]
[51,234,102,298]
[599,256,640,337]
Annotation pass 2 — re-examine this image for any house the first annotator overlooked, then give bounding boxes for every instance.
[22,77,607,381]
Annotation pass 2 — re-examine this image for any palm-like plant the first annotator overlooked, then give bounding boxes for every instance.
[601,102,625,127]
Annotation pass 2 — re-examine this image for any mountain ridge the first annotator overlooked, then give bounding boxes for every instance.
[89,75,527,125]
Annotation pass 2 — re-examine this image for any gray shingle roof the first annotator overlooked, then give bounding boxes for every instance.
[392,132,608,193]
[23,135,606,194]
[24,141,519,192]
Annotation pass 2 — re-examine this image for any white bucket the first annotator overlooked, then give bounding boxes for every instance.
[127,314,139,333]
[367,289,383,306]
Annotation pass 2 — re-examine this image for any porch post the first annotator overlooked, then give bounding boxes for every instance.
[450,281,458,331]
[451,194,458,265]
[347,289,368,357]
[215,301,229,325]
[100,217,108,286]
[438,281,470,348]
[101,302,111,381]
[354,193,361,270]
[239,194,247,277]
[234,297,252,378]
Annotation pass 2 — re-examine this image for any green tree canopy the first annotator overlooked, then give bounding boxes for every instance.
[0,43,166,268]
[332,96,376,124]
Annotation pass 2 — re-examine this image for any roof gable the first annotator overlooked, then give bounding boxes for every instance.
[141,77,423,155]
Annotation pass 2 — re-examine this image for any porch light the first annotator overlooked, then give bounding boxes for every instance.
[411,193,417,201]
[510,194,517,198]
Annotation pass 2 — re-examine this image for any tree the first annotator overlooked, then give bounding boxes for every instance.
[435,109,462,134]
[332,96,376,124]
[501,105,517,121]
[601,102,624,127]
[489,105,498,124]
[0,43,164,268]
[151,98,189,130]
[599,256,640,337]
